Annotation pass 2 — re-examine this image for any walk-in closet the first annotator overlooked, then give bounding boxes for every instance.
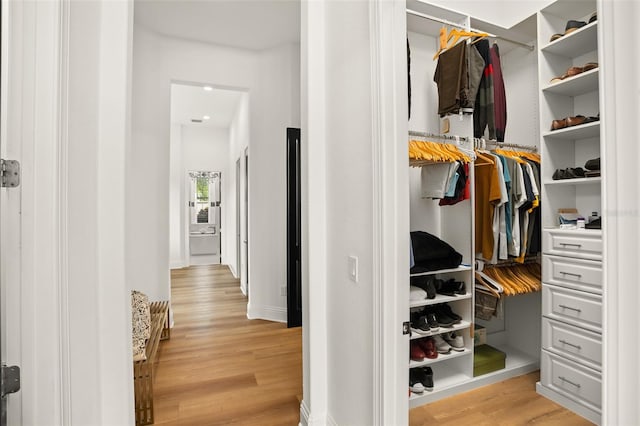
[403,0,603,423]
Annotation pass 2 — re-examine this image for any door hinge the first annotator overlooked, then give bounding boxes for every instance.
[0,160,20,188]
[402,321,411,336]
[1,365,20,398]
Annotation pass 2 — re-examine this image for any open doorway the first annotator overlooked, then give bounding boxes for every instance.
[169,83,248,276]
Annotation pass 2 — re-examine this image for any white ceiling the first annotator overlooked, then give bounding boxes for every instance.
[134,0,301,51]
[171,84,244,129]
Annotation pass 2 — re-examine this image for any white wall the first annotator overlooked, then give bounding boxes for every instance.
[131,26,300,321]
[323,1,375,423]
[169,123,183,267]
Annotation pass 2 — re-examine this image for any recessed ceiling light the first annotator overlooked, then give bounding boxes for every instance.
[203,86,213,91]
[203,115,210,120]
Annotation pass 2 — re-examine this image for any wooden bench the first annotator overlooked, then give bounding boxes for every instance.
[133,301,170,426]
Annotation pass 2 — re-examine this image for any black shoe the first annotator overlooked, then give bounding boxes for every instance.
[438,279,466,296]
[422,366,434,390]
[429,305,456,328]
[585,217,601,229]
[421,310,440,332]
[411,276,437,299]
[409,368,426,394]
[438,303,462,323]
[410,315,432,336]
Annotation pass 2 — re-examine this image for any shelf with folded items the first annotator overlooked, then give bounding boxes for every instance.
[409,320,471,341]
[541,20,597,58]
[542,68,599,97]
[409,265,472,277]
[542,121,599,140]
[544,176,601,186]
[409,347,472,368]
[410,292,472,308]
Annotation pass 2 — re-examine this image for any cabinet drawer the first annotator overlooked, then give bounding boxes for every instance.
[541,350,601,411]
[543,229,602,261]
[543,255,602,294]
[542,318,601,371]
[542,284,602,333]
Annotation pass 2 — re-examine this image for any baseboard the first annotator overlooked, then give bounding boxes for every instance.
[170,259,187,270]
[228,263,238,278]
[536,382,601,425]
[299,401,334,426]
[247,304,286,323]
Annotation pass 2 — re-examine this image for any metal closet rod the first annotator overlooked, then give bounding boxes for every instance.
[482,140,538,151]
[409,130,470,142]
[406,8,535,51]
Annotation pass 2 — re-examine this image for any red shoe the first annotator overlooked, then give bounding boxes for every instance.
[417,337,438,359]
[410,341,426,361]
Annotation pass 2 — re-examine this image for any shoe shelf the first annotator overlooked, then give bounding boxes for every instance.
[542,68,598,97]
[409,292,471,308]
[541,21,597,57]
[409,347,472,368]
[409,264,472,277]
[409,320,471,341]
[542,121,599,140]
[544,176,601,186]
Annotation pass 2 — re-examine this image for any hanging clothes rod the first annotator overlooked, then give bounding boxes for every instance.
[409,130,470,142]
[480,139,538,151]
[406,8,535,51]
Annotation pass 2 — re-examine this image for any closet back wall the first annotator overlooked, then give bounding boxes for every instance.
[131,25,300,322]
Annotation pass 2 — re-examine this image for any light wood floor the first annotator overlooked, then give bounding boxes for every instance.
[154,264,591,425]
[153,265,302,425]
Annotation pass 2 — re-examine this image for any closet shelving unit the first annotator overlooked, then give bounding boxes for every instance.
[405,0,541,408]
[535,1,603,424]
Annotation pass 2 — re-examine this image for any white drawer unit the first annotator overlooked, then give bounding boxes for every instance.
[542,255,602,294]
[541,351,602,412]
[542,284,602,333]
[542,229,602,261]
[542,318,602,371]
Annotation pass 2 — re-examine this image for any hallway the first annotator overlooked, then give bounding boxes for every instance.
[153,265,302,425]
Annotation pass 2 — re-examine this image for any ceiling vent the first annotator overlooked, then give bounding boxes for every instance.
[191,119,203,123]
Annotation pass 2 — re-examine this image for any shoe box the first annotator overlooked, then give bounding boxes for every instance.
[473,324,486,346]
[473,344,506,377]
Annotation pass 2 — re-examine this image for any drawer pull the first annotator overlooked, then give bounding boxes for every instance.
[558,304,582,313]
[558,339,582,350]
[559,243,582,248]
[560,271,582,279]
[558,376,582,388]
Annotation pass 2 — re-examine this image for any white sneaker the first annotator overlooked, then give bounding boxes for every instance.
[432,334,452,354]
[444,331,465,351]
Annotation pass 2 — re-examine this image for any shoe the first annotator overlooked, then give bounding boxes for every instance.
[410,341,426,361]
[410,315,432,336]
[564,19,587,35]
[430,304,457,327]
[589,12,597,23]
[422,366,434,390]
[585,217,601,229]
[551,118,567,130]
[425,277,436,299]
[417,337,438,359]
[432,334,452,354]
[443,331,465,352]
[410,285,427,301]
[566,115,588,127]
[409,368,425,394]
[421,310,440,332]
[411,276,436,299]
[437,279,466,296]
[584,157,600,170]
[582,62,598,72]
[437,303,462,323]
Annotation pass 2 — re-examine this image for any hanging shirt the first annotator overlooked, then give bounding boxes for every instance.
[488,153,509,264]
[491,43,507,141]
[506,158,527,257]
[473,39,496,139]
[475,152,502,260]
[495,154,512,260]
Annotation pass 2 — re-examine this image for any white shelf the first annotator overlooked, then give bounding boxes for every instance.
[409,345,539,407]
[541,21,598,58]
[410,320,471,341]
[542,68,599,97]
[544,177,601,186]
[543,121,599,140]
[410,265,472,277]
[542,227,602,237]
[410,347,471,368]
[410,292,471,308]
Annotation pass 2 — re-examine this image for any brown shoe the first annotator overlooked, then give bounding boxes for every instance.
[582,62,598,72]
[566,115,587,127]
[551,118,568,130]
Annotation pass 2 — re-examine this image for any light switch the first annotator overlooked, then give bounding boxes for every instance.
[348,256,359,282]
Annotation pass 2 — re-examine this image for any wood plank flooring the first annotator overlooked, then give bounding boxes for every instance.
[154,264,591,425]
[153,265,302,425]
